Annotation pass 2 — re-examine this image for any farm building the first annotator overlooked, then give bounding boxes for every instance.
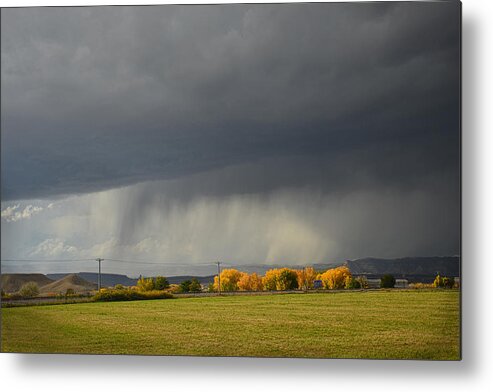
[395,279,409,288]
[367,279,381,288]
[361,277,408,288]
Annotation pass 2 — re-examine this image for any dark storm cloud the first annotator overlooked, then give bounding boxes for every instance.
[1,2,460,201]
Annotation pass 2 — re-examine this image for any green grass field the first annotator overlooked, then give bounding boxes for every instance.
[1,290,460,359]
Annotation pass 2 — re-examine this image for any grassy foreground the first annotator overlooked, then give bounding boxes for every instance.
[1,290,460,359]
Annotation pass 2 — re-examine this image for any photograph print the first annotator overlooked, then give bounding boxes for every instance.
[0,1,461,360]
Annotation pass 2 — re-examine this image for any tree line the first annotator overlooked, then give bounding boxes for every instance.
[1,268,458,301]
[211,266,369,292]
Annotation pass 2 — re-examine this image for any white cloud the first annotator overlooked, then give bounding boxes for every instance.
[1,204,20,220]
[1,204,44,222]
[29,238,78,257]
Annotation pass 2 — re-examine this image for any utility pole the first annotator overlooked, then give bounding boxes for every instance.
[96,258,104,291]
[216,261,221,295]
[303,266,307,292]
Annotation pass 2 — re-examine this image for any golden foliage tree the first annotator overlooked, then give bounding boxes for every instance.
[262,268,298,291]
[276,268,298,290]
[296,267,317,290]
[238,272,264,291]
[137,277,155,291]
[262,269,279,291]
[319,266,352,290]
[213,269,245,292]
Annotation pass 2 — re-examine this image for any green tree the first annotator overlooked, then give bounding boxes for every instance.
[189,278,202,292]
[179,280,192,293]
[344,276,361,289]
[443,276,455,289]
[380,274,396,288]
[19,282,39,298]
[154,276,170,290]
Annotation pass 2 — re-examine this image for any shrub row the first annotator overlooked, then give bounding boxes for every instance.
[92,288,173,302]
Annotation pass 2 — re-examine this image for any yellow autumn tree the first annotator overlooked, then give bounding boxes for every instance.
[319,266,352,290]
[296,267,317,290]
[213,269,245,292]
[238,272,264,291]
[262,269,279,291]
[262,268,298,291]
[137,277,155,292]
[276,268,298,290]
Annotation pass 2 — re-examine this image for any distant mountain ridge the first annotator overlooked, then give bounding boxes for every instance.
[47,272,138,287]
[46,272,216,286]
[345,256,460,277]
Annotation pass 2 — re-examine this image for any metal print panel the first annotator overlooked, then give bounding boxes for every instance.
[0,1,461,359]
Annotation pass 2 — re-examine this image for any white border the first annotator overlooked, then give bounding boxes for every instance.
[2,0,493,391]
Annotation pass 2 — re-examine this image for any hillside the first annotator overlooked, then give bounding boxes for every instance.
[1,273,54,293]
[46,273,215,286]
[40,273,97,294]
[345,256,460,277]
[47,272,138,287]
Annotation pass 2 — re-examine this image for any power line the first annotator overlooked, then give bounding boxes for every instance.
[0,258,231,266]
[1,257,232,266]
[105,258,190,266]
[82,258,231,267]
[0,258,94,263]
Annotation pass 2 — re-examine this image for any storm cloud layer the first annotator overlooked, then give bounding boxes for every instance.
[1,2,460,273]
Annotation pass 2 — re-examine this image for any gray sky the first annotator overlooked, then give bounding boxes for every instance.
[1,2,460,275]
